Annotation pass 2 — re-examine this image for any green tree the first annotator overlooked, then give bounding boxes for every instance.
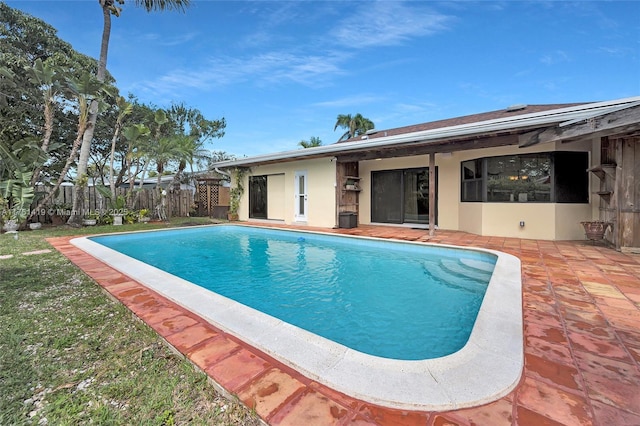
[106,96,133,199]
[333,113,374,141]
[165,102,226,186]
[0,3,101,183]
[121,122,150,207]
[73,0,190,223]
[25,59,66,187]
[298,136,322,148]
[28,71,110,223]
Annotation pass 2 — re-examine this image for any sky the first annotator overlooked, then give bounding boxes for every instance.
[5,0,640,158]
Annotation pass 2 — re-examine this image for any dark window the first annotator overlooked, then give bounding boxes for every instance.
[461,159,483,202]
[555,151,589,203]
[372,168,437,224]
[461,152,588,203]
[249,176,267,218]
[486,154,551,202]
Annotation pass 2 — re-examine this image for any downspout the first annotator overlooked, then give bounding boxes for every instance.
[215,167,231,178]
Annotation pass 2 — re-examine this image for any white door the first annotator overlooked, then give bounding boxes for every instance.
[294,171,308,221]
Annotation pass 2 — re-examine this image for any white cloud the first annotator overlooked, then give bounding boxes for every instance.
[597,46,633,57]
[137,31,198,47]
[371,101,439,129]
[331,1,451,48]
[134,2,451,98]
[312,94,384,109]
[135,49,350,95]
[540,50,570,65]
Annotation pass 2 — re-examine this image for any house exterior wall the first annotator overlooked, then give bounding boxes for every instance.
[243,158,337,227]
[267,174,285,220]
[459,203,483,235]
[239,138,598,240]
[358,139,594,240]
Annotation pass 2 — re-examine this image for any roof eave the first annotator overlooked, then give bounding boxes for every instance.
[212,96,640,168]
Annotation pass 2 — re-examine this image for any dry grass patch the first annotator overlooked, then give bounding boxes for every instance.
[0,222,261,425]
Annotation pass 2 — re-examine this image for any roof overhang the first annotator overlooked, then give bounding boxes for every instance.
[519,101,640,147]
[213,96,640,168]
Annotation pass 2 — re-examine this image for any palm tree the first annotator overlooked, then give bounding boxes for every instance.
[121,122,150,208]
[298,136,322,148]
[334,113,374,141]
[26,59,65,187]
[72,0,190,222]
[146,134,192,220]
[28,71,108,224]
[107,96,133,199]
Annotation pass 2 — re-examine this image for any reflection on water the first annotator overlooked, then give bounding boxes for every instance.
[92,226,496,360]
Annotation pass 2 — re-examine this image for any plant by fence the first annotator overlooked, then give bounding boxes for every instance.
[30,185,195,223]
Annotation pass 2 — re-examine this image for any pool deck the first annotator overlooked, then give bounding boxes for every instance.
[47,224,640,425]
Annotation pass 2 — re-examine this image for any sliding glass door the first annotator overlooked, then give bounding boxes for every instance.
[249,176,267,219]
[371,167,436,225]
[403,169,430,223]
[371,170,402,223]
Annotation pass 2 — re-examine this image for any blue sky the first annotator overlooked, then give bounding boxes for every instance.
[6,1,640,158]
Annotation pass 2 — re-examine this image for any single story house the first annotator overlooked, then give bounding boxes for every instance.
[213,96,640,251]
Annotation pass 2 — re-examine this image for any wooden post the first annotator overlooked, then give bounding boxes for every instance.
[335,159,342,228]
[429,152,436,236]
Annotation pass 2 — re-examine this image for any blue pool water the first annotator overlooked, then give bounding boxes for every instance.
[91,225,496,360]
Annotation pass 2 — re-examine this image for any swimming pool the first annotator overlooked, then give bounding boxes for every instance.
[91,225,494,360]
[72,224,523,410]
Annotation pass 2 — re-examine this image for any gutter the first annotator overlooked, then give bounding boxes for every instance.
[214,167,231,177]
[211,96,640,168]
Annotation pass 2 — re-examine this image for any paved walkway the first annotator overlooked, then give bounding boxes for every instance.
[48,225,640,425]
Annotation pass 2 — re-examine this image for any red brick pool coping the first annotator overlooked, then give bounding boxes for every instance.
[48,224,640,425]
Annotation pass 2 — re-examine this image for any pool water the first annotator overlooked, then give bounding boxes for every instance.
[91,225,496,360]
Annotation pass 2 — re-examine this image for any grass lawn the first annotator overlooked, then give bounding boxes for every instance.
[0,218,261,425]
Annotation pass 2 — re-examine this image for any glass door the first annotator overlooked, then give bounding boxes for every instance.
[294,171,307,221]
[371,170,402,223]
[403,169,430,224]
[371,168,437,225]
[249,176,267,219]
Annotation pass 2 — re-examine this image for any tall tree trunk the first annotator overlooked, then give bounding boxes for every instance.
[69,3,111,225]
[30,95,54,187]
[108,121,121,199]
[27,122,89,223]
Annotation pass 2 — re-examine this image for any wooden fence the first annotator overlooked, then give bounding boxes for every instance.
[31,185,196,222]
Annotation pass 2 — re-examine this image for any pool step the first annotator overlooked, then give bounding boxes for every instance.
[459,258,495,273]
[439,259,493,282]
[421,260,487,294]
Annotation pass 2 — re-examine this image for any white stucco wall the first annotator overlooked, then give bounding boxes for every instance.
[242,158,337,228]
[454,139,593,240]
[236,137,597,240]
[267,174,285,220]
[359,138,594,240]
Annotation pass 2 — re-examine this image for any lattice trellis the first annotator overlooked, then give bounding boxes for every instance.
[197,180,220,215]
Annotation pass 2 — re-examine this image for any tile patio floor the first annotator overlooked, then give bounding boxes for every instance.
[47,224,640,425]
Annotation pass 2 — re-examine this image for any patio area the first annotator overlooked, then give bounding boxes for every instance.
[48,224,640,425]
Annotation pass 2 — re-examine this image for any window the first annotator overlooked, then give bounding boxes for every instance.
[554,152,589,203]
[461,159,483,202]
[461,152,588,203]
[486,154,551,202]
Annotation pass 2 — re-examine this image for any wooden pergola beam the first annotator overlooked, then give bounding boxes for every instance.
[519,104,640,148]
[336,135,517,163]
